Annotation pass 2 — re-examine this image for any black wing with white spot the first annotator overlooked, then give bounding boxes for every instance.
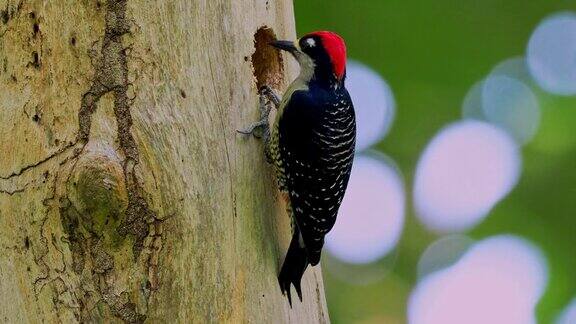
[278,86,356,266]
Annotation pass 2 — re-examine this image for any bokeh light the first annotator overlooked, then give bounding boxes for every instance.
[414,121,521,233]
[482,75,540,144]
[527,12,576,95]
[463,61,540,145]
[409,235,548,324]
[326,153,405,264]
[462,80,486,120]
[417,235,474,280]
[556,297,576,324]
[292,2,576,323]
[490,56,535,86]
[346,60,396,151]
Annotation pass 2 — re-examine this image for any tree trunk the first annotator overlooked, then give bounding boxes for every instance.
[0,0,329,322]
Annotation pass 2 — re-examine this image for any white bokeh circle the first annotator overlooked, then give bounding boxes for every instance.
[325,153,405,264]
[409,235,548,324]
[346,60,395,151]
[414,120,521,233]
[556,297,576,324]
[527,12,576,95]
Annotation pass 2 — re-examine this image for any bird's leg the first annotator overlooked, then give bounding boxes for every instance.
[238,88,280,163]
[237,90,272,140]
[258,86,281,163]
[259,85,281,108]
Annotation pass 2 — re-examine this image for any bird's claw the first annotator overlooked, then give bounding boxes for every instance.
[236,119,268,138]
[238,88,273,138]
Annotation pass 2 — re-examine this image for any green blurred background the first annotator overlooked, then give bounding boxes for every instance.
[293,1,576,323]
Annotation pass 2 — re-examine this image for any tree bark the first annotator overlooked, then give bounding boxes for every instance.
[0,0,329,322]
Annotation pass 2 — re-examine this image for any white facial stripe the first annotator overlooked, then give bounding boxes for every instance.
[306,38,316,47]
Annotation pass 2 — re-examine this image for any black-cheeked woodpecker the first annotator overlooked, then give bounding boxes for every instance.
[239,31,356,305]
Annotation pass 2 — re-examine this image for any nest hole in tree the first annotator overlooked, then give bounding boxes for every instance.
[251,27,284,90]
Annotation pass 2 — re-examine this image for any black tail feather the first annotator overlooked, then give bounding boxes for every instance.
[278,229,309,306]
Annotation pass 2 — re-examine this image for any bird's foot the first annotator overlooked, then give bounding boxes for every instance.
[236,119,269,138]
[237,90,272,139]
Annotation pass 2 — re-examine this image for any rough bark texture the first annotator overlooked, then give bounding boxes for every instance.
[0,0,330,322]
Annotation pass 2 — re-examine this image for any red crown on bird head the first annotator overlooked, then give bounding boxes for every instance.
[305,31,347,80]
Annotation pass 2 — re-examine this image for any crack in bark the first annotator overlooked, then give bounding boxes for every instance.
[0,141,76,179]
[76,0,155,257]
[0,187,25,195]
[32,214,51,296]
[1,2,163,321]
[65,0,161,322]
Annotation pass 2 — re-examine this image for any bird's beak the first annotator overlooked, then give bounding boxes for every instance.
[269,40,298,53]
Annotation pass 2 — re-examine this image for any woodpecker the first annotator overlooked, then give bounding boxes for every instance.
[239,31,355,305]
